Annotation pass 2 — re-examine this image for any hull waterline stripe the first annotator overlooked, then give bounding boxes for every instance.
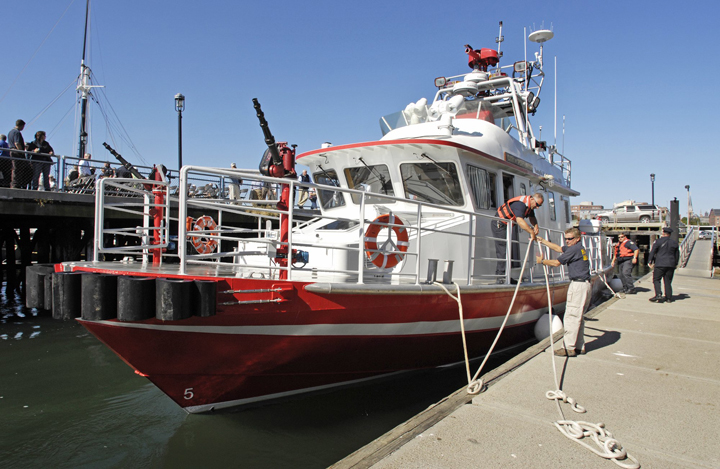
[83,304,563,336]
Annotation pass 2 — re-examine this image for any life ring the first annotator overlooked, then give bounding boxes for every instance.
[191,215,218,254]
[364,214,409,269]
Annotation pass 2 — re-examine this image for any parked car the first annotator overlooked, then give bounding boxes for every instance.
[597,204,664,224]
[698,230,715,240]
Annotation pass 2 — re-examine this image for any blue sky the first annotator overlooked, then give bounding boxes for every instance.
[1,0,718,216]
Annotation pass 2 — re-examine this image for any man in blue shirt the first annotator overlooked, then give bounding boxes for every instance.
[536,227,592,357]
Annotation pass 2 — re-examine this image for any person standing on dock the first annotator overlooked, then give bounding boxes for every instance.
[648,227,679,303]
[79,153,93,177]
[611,232,639,294]
[27,131,54,191]
[0,134,9,187]
[491,193,544,283]
[8,119,27,189]
[536,227,591,357]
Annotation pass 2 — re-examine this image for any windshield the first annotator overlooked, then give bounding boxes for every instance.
[344,164,394,204]
[313,168,346,210]
[400,162,463,206]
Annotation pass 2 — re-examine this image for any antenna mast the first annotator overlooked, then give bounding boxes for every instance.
[76,0,103,159]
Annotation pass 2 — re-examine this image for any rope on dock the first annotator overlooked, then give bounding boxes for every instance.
[537,240,640,469]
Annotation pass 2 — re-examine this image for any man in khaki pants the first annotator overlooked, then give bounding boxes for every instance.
[536,227,592,357]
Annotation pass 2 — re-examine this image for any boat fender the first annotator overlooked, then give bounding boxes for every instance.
[81,273,118,320]
[364,214,410,269]
[194,280,217,317]
[52,272,82,320]
[191,215,219,254]
[608,277,623,292]
[117,276,156,322]
[24,264,55,309]
[156,278,192,321]
[534,313,563,341]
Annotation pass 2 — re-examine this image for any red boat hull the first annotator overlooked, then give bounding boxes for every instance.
[77,272,575,413]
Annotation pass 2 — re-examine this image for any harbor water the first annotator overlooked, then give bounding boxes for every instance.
[0,283,489,469]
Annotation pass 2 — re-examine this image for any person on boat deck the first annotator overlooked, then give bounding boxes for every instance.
[536,227,591,357]
[27,131,54,191]
[648,227,679,303]
[297,169,311,208]
[611,232,638,294]
[491,193,544,283]
[309,188,318,209]
[228,162,242,202]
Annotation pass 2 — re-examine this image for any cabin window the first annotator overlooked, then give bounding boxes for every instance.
[548,191,557,221]
[519,183,527,196]
[313,168,346,210]
[343,164,394,204]
[400,162,463,206]
[562,196,571,223]
[466,165,493,210]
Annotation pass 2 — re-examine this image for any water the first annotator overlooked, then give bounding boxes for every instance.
[0,284,501,469]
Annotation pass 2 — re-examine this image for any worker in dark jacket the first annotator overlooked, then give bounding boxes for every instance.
[611,232,639,294]
[648,227,680,303]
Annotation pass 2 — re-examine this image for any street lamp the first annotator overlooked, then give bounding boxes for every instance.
[650,173,655,206]
[685,184,691,226]
[175,93,185,171]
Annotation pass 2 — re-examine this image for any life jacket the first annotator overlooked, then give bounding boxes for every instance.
[615,239,635,258]
[497,195,533,224]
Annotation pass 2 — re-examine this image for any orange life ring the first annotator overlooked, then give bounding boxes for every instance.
[191,215,218,254]
[364,214,409,269]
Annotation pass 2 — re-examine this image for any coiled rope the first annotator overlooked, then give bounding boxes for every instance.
[536,240,639,468]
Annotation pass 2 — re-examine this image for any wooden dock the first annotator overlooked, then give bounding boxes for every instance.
[334,271,720,468]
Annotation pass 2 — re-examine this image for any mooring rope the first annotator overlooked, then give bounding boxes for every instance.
[536,240,639,468]
[436,240,535,395]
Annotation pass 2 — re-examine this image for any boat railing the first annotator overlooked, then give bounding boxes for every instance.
[91,165,609,286]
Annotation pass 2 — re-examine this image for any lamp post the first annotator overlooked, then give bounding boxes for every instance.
[685,184,691,226]
[175,93,185,172]
[650,173,655,220]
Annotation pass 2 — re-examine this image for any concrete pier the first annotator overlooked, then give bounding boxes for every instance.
[335,273,720,468]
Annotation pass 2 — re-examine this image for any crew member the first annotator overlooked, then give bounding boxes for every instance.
[491,193,544,283]
[611,232,639,294]
[648,227,679,303]
[537,227,591,357]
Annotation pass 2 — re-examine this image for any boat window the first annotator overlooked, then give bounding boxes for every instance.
[466,165,493,210]
[313,168,346,210]
[400,162,464,206]
[548,191,556,221]
[488,172,497,209]
[344,164,395,204]
[519,183,527,196]
[502,173,515,202]
[317,219,359,230]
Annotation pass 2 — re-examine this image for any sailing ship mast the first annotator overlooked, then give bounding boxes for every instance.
[76,0,102,159]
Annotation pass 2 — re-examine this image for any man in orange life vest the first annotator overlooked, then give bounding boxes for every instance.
[491,193,544,283]
[611,232,639,294]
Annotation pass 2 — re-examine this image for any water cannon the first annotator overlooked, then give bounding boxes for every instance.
[464,44,499,71]
[253,98,296,179]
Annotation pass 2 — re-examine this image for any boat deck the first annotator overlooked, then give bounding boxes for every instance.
[334,272,720,468]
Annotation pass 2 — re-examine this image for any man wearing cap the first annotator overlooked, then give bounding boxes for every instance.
[648,227,679,303]
[611,232,639,294]
[228,163,241,202]
[491,193,544,283]
[536,227,591,357]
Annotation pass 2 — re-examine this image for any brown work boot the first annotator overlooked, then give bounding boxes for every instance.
[554,348,577,357]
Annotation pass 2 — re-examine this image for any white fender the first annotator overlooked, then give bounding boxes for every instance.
[609,278,623,292]
[534,313,563,341]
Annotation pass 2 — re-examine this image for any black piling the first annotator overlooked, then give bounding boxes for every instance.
[81,273,118,320]
[156,278,192,321]
[194,280,217,317]
[25,264,55,309]
[117,276,156,322]
[52,272,82,320]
